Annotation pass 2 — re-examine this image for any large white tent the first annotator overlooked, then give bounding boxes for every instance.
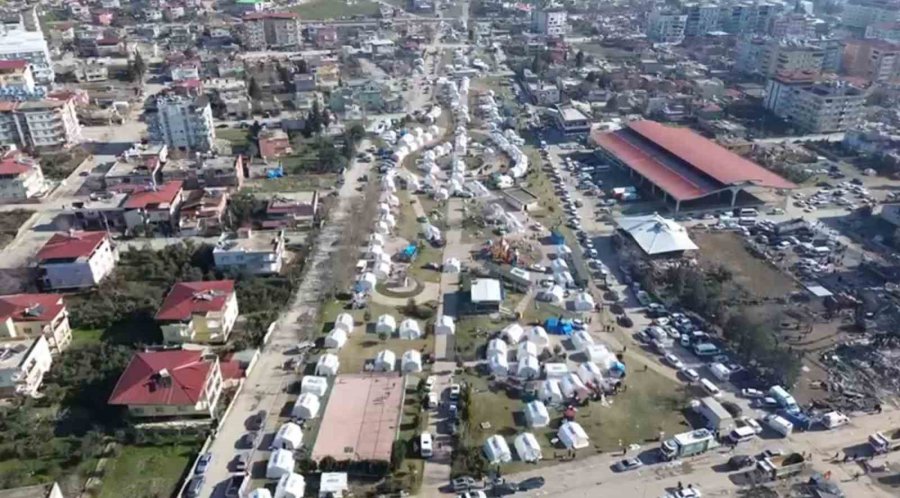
[550,258,569,272]
[324,329,348,349]
[401,350,423,373]
[374,349,396,372]
[483,435,512,464]
[334,313,355,334]
[585,343,616,369]
[266,449,295,479]
[514,433,543,463]
[443,257,462,273]
[516,354,540,379]
[527,326,550,349]
[275,472,306,498]
[517,341,538,359]
[560,372,588,398]
[291,393,321,419]
[540,379,563,404]
[316,353,340,376]
[435,315,456,335]
[577,362,604,386]
[301,376,328,397]
[558,421,590,450]
[538,285,565,305]
[525,400,550,428]
[399,319,422,339]
[357,272,377,292]
[487,338,508,358]
[502,323,525,343]
[376,314,397,335]
[272,422,304,451]
[488,352,509,376]
[544,362,568,380]
[615,214,699,255]
[572,329,595,351]
[573,292,596,312]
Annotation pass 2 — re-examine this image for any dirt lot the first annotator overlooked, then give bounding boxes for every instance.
[692,231,799,299]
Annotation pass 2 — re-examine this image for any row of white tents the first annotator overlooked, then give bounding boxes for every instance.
[481,421,589,464]
[372,348,424,373]
[250,471,305,498]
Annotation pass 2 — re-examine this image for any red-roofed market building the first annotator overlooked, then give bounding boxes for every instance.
[156,280,239,344]
[35,231,116,291]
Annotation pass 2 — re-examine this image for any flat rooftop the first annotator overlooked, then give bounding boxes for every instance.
[559,106,589,122]
[214,230,282,253]
[311,373,404,462]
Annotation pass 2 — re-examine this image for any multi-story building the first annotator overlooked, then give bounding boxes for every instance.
[647,9,688,44]
[35,231,117,291]
[0,60,35,93]
[525,81,560,105]
[242,12,302,50]
[736,38,825,77]
[843,39,900,82]
[0,146,46,202]
[532,9,568,37]
[0,293,72,354]
[684,3,720,37]
[104,143,168,189]
[148,94,216,151]
[842,0,900,30]
[866,21,900,42]
[0,336,52,397]
[719,2,784,35]
[765,74,866,133]
[156,280,239,344]
[205,78,251,119]
[0,97,82,150]
[108,349,224,418]
[213,228,285,275]
[121,180,184,232]
[0,18,54,84]
[161,155,244,190]
[179,188,228,236]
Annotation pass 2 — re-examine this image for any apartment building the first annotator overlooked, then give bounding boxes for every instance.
[242,12,302,50]
[179,188,228,236]
[719,2,784,35]
[0,146,46,201]
[0,97,82,150]
[148,94,216,151]
[532,9,568,37]
[35,231,116,291]
[205,78,251,119]
[684,3,720,37]
[0,60,35,93]
[765,74,866,133]
[736,38,825,77]
[156,280,239,344]
[647,9,688,44]
[104,143,168,189]
[0,20,54,84]
[161,155,244,190]
[866,21,900,42]
[842,0,900,30]
[108,349,224,418]
[213,228,285,275]
[0,293,72,354]
[843,39,900,82]
[0,336,52,397]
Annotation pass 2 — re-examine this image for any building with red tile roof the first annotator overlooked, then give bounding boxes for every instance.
[592,120,796,211]
[0,293,72,353]
[108,349,223,418]
[121,180,184,233]
[156,280,239,344]
[35,231,116,290]
[0,147,46,201]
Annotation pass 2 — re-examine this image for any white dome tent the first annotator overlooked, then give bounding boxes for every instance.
[483,435,512,464]
[401,350,423,373]
[266,449,295,479]
[366,243,384,259]
[399,319,422,339]
[291,392,321,419]
[301,376,328,397]
[488,352,509,376]
[334,313,355,333]
[443,257,462,273]
[558,421,589,450]
[514,433,543,463]
[357,272,377,292]
[540,379,563,404]
[324,329,348,349]
[275,472,306,498]
[550,258,569,272]
[538,285,565,305]
[315,353,340,376]
[373,260,391,280]
[572,329,595,351]
[369,233,385,245]
[527,326,550,349]
[502,323,525,344]
[517,341,538,360]
[525,400,550,428]
[374,349,396,372]
[272,422,303,451]
[516,354,540,379]
[577,362,604,386]
[586,344,616,370]
[543,362,568,380]
[573,291,596,312]
[435,315,455,335]
[376,314,397,335]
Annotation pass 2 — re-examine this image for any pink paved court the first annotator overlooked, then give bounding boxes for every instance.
[312,373,405,461]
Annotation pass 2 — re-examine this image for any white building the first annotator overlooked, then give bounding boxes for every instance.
[532,9,568,36]
[213,229,286,275]
[0,21,54,84]
[764,76,866,133]
[0,336,51,397]
[0,98,83,149]
[647,9,688,43]
[0,148,46,201]
[36,231,116,291]
[684,3,720,36]
[149,94,216,151]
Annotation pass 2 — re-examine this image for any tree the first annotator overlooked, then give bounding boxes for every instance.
[248,76,262,101]
[575,50,585,68]
[530,54,545,75]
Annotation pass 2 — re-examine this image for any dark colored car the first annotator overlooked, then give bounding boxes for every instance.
[253,410,267,430]
[195,453,212,474]
[517,476,546,491]
[490,483,518,496]
[224,474,246,498]
[728,455,755,470]
[184,476,204,498]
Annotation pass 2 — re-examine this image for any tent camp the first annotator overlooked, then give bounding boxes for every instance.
[544,317,574,335]
[301,376,328,397]
[399,319,422,339]
[334,313,355,334]
[517,341,538,359]
[483,435,513,464]
[319,473,348,498]
[356,272,377,292]
[550,258,569,272]
[540,379,563,404]
[538,284,565,305]
[401,350,423,373]
[291,393,321,419]
[558,421,589,450]
[366,243,384,259]
[369,233,385,245]
[266,449,295,479]
[316,353,340,376]
[573,292,596,312]
[249,490,273,498]
[615,214,699,256]
[374,350,396,372]
[514,433,543,463]
[373,261,391,279]
[502,323,525,343]
[525,400,550,427]
[516,354,540,379]
[554,271,575,287]
[577,362,604,386]
[324,329,348,349]
[443,257,462,273]
[560,372,588,398]
[272,422,303,451]
[375,220,390,235]
[572,329,595,350]
[275,472,305,498]
[435,315,455,335]
[543,362,568,379]
[527,326,550,349]
[487,338,508,358]
[585,344,616,370]
[376,314,397,335]
[488,352,509,376]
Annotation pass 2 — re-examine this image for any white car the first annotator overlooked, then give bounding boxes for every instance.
[529,264,547,273]
[424,375,437,391]
[680,367,700,382]
[663,353,683,369]
[741,388,764,399]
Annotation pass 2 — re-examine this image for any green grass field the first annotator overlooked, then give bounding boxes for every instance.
[98,443,199,498]
[291,0,380,19]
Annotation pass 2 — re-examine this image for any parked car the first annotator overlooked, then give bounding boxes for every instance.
[224,475,246,498]
[195,453,212,474]
[449,384,461,400]
[663,353,684,369]
[741,388,764,399]
[679,367,700,382]
[614,458,644,472]
[516,477,545,491]
[184,476,205,498]
[232,452,248,472]
[452,476,477,492]
[424,375,437,391]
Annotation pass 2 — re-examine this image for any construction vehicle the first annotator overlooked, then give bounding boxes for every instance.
[869,427,900,454]
[755,452,808,481]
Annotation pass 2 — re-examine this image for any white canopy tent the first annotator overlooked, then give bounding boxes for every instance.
[266,449,295,479]
[550,258,569,272]
[577,362,604,386]
[538,285,565,305]
[435,315,456,335]
[324,329,348,349]
[558,421,590,450]
[369,233,385,245]
[573,292,596,312]
[517,341,538,359]
[334,313,355,334]
[483,435,513,464]
[401,350,423,373]
[502,323,525,344]
[291,393,321,419]
[272,422,303,451]
[527,326,550,349]
[516,354,540,379]
[376,314,397,335]
[374,349,396,372]
[316,353,340,376]
[488,352,509,376]
[585,344,616,370]
[301,376,328,397]
[524,400,550,428]
[514,433,543,463]
[357,272,377,292]
[540,379,563,404]
[373,261,391,280]
[399,319,422,339]
[274,472,306,498]
[615,214,699,255]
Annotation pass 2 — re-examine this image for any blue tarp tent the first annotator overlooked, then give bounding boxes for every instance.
[610,362,626,376]
[550,231,566,245]
[544,317,573,336]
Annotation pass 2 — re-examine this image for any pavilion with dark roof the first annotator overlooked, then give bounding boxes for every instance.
[592,120,796,212]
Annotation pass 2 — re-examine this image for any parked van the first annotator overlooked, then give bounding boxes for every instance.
[693,342,720,357]
[764,414,794,437]
[700,378,722,398]
[708,362,731,382]
[420,433,434,458]
[728,426,758,444]
[739,208,759,217]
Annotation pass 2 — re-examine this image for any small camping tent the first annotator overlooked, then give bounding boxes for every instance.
[376,314,397,335]
[272,422,303,451]
[435,315,455,335]
[274,472,305,498]
[516,354,540,379]
[573,291,596,312]
[543,362,568,379]
[487,338,508,358]
[585,344,616,370]
[356,272,377,292]
[502,323,525,343]
[525,400,550,428]
[514,433,543,463]
[324,329,348,349]
[315,353,340,376]
[517,341,538,359]
[538,284,565,305]
[266,449,295,479]
[401,350,423,373]
[558,421,589,450]
[291,393,321,419]
[399,319,422,339]
[540,379,564,404]
[301,376,328,397]
[577,362,604,386]
[374,350,396,372]
[334,313,355,334]
[483,435,512,464]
